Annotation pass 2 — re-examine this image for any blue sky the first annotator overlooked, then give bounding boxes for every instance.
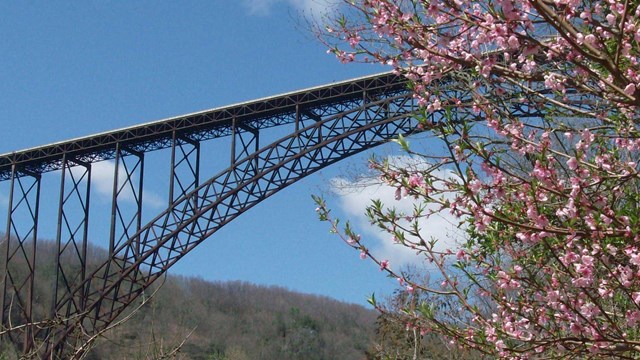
[0,1,437,306]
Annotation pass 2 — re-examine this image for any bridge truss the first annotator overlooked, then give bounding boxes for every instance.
[0,70,445,358]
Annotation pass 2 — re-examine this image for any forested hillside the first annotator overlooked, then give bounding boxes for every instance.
[0,240,377,359]
[88,277,376,359]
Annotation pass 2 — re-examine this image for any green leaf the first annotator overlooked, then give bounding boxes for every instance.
[367,293,377,307]
[392,134,410,151]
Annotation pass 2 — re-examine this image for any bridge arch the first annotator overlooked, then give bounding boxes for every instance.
[0,71,462,358]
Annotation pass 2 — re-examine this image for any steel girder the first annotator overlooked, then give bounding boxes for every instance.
[0,72,406,181]
[1,169,40,354]
[44,91,424,359]
[0,70,436,358]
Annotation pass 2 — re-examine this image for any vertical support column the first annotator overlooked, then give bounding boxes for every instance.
[50,156,91,322]
[231,119,259,165]
[1,164,41,354]
[363,89,369,122]
[246,126,259,176]
[135,154,144,257]
[230,118,259,184]
[230,118,237,167]
[108,144,121,256]
[108,145,144,261]
[98,145,145,335]
[167,132,201,254]
[169,132,200,204]
[302,110,322,144]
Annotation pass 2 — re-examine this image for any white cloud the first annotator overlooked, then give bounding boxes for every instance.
[77,161,164,209]
[89,161,119,198]
[331,156,466,268]
[242,0,278,16]
[242,0,339,18]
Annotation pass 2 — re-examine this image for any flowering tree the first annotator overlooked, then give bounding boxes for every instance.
[315,0,640,358]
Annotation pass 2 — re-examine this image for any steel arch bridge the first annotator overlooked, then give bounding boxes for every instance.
[0,70,432,358]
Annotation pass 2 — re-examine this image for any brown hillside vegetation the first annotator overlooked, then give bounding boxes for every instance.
[89,277,377,359]
[0,239,377,359]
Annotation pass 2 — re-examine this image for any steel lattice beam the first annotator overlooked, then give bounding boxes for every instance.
[45,91,425,357]
[0,72,407,181]
[1,168,41,354]
[0,70,454,358]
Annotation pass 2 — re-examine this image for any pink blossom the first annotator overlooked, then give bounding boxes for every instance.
[347,34,361,48]
[380,259,389,270]
[347,233,361,245]
[408,173,424,188]
[624,83,636,96]
[325,0,640,356]
[584,34,596,45]
[628,311,640,327]
[468,179,482,194]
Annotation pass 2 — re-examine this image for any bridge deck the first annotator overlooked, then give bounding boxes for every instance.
[0,70,405,180]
